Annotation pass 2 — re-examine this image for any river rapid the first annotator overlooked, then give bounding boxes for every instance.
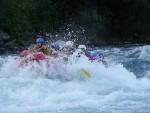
[0,45,150,113]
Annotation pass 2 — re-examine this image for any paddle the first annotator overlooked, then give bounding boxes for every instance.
[81,68,91,78]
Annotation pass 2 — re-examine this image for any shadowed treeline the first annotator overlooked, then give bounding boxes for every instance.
[0,0,150,44]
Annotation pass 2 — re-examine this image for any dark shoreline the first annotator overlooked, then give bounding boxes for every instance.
[90,42,150,47]
[0,41,149,55]
[0,29,150,55]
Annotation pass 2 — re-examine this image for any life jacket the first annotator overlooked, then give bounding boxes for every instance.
[32,45,51,55]
[85,52,94,60]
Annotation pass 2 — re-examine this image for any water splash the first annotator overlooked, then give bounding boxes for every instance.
[0,45,150,113]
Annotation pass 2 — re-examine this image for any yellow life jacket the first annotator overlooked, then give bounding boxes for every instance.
[32,45,51,55]
[43,45,51,55]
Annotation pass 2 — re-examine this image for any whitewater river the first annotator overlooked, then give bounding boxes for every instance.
[0,45,150,113]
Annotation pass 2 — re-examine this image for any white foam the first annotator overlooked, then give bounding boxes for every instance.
[0,49,150,113]
[139,45,150,60]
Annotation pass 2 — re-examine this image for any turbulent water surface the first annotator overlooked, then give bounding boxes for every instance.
[0,45,150,113]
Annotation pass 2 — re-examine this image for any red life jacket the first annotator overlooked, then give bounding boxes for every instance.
[85,52,94,60]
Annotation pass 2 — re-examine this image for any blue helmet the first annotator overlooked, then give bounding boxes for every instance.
[36,38,44,43]
[52,42,59,48]
[90,52,97,59]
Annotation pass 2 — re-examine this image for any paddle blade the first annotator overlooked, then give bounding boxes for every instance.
[81,68,91,78]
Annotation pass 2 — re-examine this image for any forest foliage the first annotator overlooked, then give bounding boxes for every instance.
[0,0,150,41]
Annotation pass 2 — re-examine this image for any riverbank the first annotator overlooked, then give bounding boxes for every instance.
[0,30,29,54]
[0,30,150,54]
[87,34,150,47]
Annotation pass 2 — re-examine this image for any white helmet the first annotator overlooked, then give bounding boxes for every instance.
[78,45,86,50]
[65,41,74,47]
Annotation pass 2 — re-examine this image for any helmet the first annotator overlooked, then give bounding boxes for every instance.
[90,52,97,59]
[52,42,59,48]
[36,38,44,43]
[78,45,86,50]
[65,41,74,47]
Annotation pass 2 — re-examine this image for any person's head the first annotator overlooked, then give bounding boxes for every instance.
[36,37,44,48]
[78,45,86,51]
[64,41,74,48]
[51,42,59,50]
